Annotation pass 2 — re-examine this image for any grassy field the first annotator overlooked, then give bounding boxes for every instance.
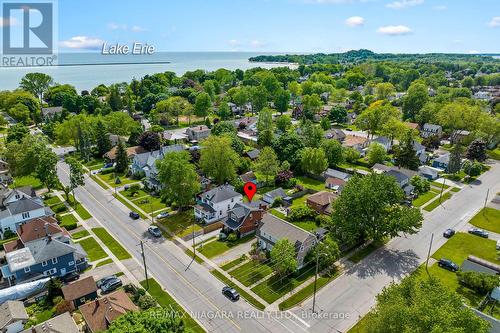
[229,260,273,286]
[113,194,147,219]
[76,237,107,261]
[140,278,204,333]
[44,196,62,206]
[131,195,166,213]
[71,230,90,240]
[159,211,199,236]
[251,265,316,304]
[468,208,500,234]
[432,232,499,265]
[73,202,92,220]
[423,192,452,212]
[221,256,248,271]
[210,270,266,310]
[431,181,450,189]
[11,175,43,189]
[119,188,149,199]
[92,227,131,260]
[58,214,78,229]
[198,235,254,259]
[412,191,439,207]
[296,176,325,191]
[98,172,138,187]
[95,258,114,268]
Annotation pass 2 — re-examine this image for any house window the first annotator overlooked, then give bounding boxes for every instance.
[68,261,75,266]
[219,210,222,215]
[52,258,58,265]
[44,268,57,276]
[22,212,30,219]
[231,198,234,203]
[15,194,20,199]
[42,261,48,267]
[24,266,30,273]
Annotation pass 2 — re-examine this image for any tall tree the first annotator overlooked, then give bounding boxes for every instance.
[108,85,123,111]
[270,239,298,277]
[257,107,274,146]
[194,92,211,119]
[301,147,328,175]
[356,101,401,139]
[115,139,128,173]
[276,115,292,132]
[393,131,419,170]
[466,139,487,162]
[403,81,428,120]
[274,89,290,115]
[156,151,200,209]
[95,120,111,156]
[367,143,387,165]
[300,121,324,148]
[448,144,463,174]
[6,123,29,143]
[272,131,305,168]
[66,157,85,203]
[328,105,348,123]
[250,86,267,114]
[36,148,58,192]
[19,73,53,102]
[254,147,279,185]
[321,139,344,167]
[139,131,160,151]
[77,125,92,162]
[199,135,239,184]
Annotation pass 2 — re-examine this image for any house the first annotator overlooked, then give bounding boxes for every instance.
[372,163,391,174]
[62,276,98,310]
[473,91,492,101]
[1,219,88,285]
[221,203,264,238]
[245,149,260,160]
[372,136,392,152]
[346,112,357,125]
[418,165,441,180]
[292,105,304,119]
[404,122,420,131]
[108,134,128,147]
[131,144,185,190]
[386,170,410,187]
[194,185,243,224]
[421,124,443,138]
[306,191,337,215]
[262,188,290,205]
[41,106,63,121]
[20,312,78,333]
[324,129,346,142]
[432,153,451,171]
[323,168,351,182]
[320,92,330,103]
[0,187,54,238]
[0,300,28,333]
[103,145,146,162]
[186,125,211,142]
[256,214,316,269]
[450,130,471,144]
[342,135,369,152]
[161,130,188,143]
[79,290,138,333]
[325,177,346,193]
[413,140,426,156]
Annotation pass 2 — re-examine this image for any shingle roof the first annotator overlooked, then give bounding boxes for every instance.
[423,123,442,131]
[434,153,450,164]
[18,216,69,244]
[6,197,43,215]
[386,170,409,183]
[324,168,351,180]
[201,185,241,203]
[224,203,258,230]
[27,238,83,264]
[0,300,28,329]
[263,188,287,200]
[62,276,97,301]
[20,312,78,333]
[307,191,337,206]
[258,214,315,248]
[245,149,260,160]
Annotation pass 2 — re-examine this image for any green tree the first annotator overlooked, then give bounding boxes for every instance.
[95,120,111,156]
[155,96,191,125]
[105,308,186,333]
[365,277,489,333]
[211,121,236,136]
[356,101,401,139]
[302,94,322,120]
[276,115,292,132]
[270,239,298,277]
[393,131,419,170]
[139,131,160,151]
[374,82,395,100]
[217,101,231,120]
[250,86,267,114]
[463,160,483,179]
[115,139,128,173]
[403,81,428,120]
[466,139,487,162]
[108,85,123,111]
[300,121,324,148]
[254,147,279,185]
[343,147,361,164]
[199,136,239,184]
[36,149,58,191]
[367,143,387,165]
[274,89,290,115]
[330,174,423,243]
[321,140,344,167]
[257,107,274,146]
[19,72,53,102]
[194,92,212,119]
[157,151,200,209]
[6,123,29,143]
[66,157,85,203]
[410,176,430,195]
[301,147,328,175]
[328,105,348,123]
[448,144,463,174]
[288,81,302,107]
[309,235,340,272]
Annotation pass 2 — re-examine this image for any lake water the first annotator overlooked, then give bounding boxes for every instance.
[0,52,294,92]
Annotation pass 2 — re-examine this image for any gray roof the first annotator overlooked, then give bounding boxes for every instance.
[258,214,315,248]
[324,168,350,181]
[224,203,257,230]
[0,300,28,329]
[20,312,79,333]
[373,136,391,146]
[133,144,184,171]
[201,185,241,203]
[27,238,84,265]
[386,170,409,183]
[461,259,498,276]
[413,140,425,152]
[434,153,450,164]
[246,149,260,160]
[263,188,287,200]
[6,197,44,215]
[423,123,442,131]
[41,106,63,117]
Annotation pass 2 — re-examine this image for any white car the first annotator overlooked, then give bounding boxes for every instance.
[496,239,500,250]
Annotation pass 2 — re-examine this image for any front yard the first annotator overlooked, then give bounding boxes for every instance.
[198,235,254,259]
[92,227,131,260]
[76,237,107,262]
[412,190,439,207]
[97,172,139,187]
[469,208,500,234]
[158,210,201,237]
[228,260,273,286]
[423,192,452,212]
[432,232,499,266]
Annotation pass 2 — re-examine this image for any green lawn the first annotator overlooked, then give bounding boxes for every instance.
[178,224,203,238]
[487,148,500,161]
[348,240,386,263]
[432,232,499,265]
[184,249,204,264]
[97,172,138,187]
[119,188,149,199]
[11,175,43,189]
[140,278,204,333]
[279,270,340,310]
[270,209,288,221]
[431,181,450,189]
[423,192,452,212]
[95,258,114,268]
[296,176,325,191]
[347,312,373,333]
[221,256,248,271]
[131,195,166,213]
[229,260,273,286]
[251,265,316,304]
[71,230,90,240]
[44,196,62,206]
[290,220,318,232]
[91,175,109,190]
[210,270,266,310]
[159,211,197,236]
[74,203,92,220]
[412,191,439,207]
[468,208,500,234]
[92,227,131,260]
[113,194,147,219]
[76,237,107,261]
[198,235,254,259]
[58,214,78,229]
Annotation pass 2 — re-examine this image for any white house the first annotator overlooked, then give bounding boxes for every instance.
[421,123,443,138]
[194,185,242,224]
[0,187,54,238]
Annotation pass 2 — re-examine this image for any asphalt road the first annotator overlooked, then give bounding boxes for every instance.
[291,161,500,332]
[57,161,307,333]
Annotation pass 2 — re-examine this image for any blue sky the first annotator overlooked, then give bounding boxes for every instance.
[54,0,500,53]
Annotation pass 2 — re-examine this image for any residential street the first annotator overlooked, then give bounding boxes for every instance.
[291,161,500,333]
[57,161,307,333]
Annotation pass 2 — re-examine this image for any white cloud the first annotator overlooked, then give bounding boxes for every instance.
[108,23,127,31]
[377,25,412,35]
[345,16,365,27]
[0,17,17,27]
[59,36,104,50]
[468,50,479,54]
[433,5,447,10]
[131,25,146,32]
[488,16,500,28]
[386,0,424,9]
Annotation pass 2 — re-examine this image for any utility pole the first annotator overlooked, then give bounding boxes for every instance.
[438,178,446,203]
[140,241,149,290]
[192,217,196,260]
[312,247,320,313]
[483,188,490,216]
[425,233,434,278]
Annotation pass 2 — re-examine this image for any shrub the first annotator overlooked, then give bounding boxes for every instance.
[2,229,15,239]
[137,294,157,310]
[457,271,500,295]
[53,297,72,315]
[128,184,141,196]
[227,233,238,242]
[52,204,68,213]
[289,205,316,222]
[100,167,115,175]
[62,221,78,231]
[272,196,283,208]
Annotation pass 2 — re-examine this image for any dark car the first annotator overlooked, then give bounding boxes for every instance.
[129,211,140,220]
[468,227,489,238]
[101,278,122,293]
[103,162,114,169]
[97,275,117,288]
[438,258,459,272]
[61,271,80,283]
[148,226,162,238]
[443,228,455,238]
[222,286,240,301]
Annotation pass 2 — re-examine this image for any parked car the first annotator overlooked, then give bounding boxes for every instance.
[96,275,117,288]
[496,240,500,250]
[156,211,169,219]
[222,286,240,301]
[129,211,140,220]
[468,227,489,238]
[61,271,80,283]
[103,162,114,169]
[148,226,162,238]
[101,278,122,293]
[438,258,459,272]
[443,229,455,238]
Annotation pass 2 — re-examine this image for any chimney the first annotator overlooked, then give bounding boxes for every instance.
[44,223,50,237]
[199,126,202,130]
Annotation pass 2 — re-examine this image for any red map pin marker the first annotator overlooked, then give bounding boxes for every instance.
[243,182,257,202]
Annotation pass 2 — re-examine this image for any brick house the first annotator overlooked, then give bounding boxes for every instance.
[221,203,264,238]
[306,191,337,215]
